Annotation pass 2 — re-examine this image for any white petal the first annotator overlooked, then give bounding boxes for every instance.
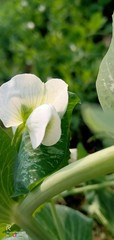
[0,74,44,127]
[44,78,68,117]
[0,94,23,127]
[11,74,44,109]
[26,104,61,149]
[42,106,61,146]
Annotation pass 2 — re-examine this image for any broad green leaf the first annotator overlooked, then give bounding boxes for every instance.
[0,127,17,238]
[96,14,114,111]
[14,92,79,196]
[82,104,114,138]
[35,203,92,240]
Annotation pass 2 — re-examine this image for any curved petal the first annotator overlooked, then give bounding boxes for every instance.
[42,106,61,146]
[26,104,61,149]
[0,94,23,127]
[0,74,44,127]
[11,74,44,109]
[44,78,68,118]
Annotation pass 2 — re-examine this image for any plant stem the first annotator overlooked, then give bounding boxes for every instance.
[50,200,64,240]
[17,146,114,218]
[55,180,114,199]
[14,208,50,240]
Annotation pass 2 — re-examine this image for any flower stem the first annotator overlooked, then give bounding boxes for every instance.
[50,200,64,240]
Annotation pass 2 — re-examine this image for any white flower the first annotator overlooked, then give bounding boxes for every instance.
[0,74,68,149]
[26,21,35,30]
[38,4,46,12]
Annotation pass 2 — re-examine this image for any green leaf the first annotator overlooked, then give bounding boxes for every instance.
[82,104,114,138]
[97,190,114,236]
[77,142,87,160]
[35,203,92,240]
[14,92,79,196]
[96,14,114,111]
[88,189,114,236]
[0,127,17,238]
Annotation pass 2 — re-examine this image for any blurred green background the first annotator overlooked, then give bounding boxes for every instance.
[0,0,113,150]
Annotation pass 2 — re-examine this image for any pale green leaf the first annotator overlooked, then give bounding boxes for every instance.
[35,204,92,240]
[96,14,114,111]
[82,104,114,138]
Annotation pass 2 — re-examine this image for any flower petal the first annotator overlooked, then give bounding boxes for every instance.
[0,74,44,127]
[42,106,61,146]
[26,104,61,149]
[44,78,68,117]
[0,93,23,127]
[11,74,44,109]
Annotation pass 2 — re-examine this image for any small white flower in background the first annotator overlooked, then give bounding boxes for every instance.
[0,74,68,149]
[69,43,77,52]
[26,21,35,30]
[21,0,28,7]
[38,4,46,12]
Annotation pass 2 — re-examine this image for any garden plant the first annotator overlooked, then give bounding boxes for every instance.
[1,5,114,240]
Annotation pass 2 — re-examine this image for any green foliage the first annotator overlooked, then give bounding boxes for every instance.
[35,203,92,240]
[0,0,111,147]
[0,1,114,239]
[96,189,114,235]
[14,92,79,196]
[3,203,92,240]
[0,128,17,238]
[82,104,114,138]
[81,12,114,238]
[0,0,108,96]
[82,13,114,144]
[96,13,114,111]
[77,142,88,160]
[84,178,114,236]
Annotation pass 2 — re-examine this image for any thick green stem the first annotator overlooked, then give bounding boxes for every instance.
[14,209,50,240]
[17,146,114,217]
